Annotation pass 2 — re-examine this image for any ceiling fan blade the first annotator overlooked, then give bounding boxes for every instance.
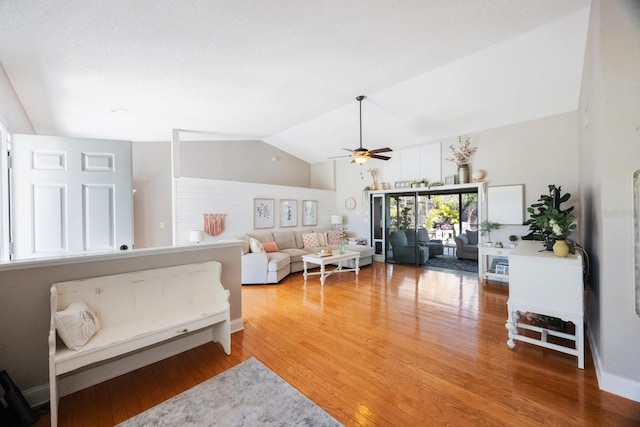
[327,154,352,159]
[342,148,355,153]
[370,154,391,161]
[368,147,393,154]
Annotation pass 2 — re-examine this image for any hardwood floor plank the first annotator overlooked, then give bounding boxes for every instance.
[37,262,640,426]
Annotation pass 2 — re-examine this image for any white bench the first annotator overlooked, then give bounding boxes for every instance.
[48,261,231,427]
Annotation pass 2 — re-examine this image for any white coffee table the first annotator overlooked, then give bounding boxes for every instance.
[302,250,360,285]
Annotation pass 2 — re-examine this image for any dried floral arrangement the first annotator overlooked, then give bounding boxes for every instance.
[446,136,477,166]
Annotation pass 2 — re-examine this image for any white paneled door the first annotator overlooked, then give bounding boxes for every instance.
[10,135,133,259]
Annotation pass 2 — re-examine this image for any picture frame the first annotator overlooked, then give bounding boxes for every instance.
[395,180,411,188]
[280,199,298,227]
[253,198,274,229]
[302,200,318,226]
[495,264,509,275]
[445,175,456,185]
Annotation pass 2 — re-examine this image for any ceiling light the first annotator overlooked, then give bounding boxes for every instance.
[353,152,369,164]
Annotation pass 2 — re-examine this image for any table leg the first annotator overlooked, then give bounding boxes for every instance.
[355,256,360,276]
[505,304,519,349]
[303,260,308,281]
[320,264,325,285]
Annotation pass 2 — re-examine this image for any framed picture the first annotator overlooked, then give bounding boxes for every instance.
[395,180,411,188]
[280,199,298,227]
[445,175,456,185]
[495,264,509,275]
[302,200,318,226]
[254,198,274,229]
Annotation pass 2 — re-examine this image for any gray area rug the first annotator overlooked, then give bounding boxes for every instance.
[117,358,343,427]
[424,256,478,275]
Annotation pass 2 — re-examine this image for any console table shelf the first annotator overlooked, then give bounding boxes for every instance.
[506,241,584,369]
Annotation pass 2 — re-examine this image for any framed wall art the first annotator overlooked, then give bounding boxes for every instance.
[280,199,298,227]
[253,198,274,229]
[302,200,318,226]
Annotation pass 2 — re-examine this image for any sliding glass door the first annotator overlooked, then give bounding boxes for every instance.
[385,188,478,266]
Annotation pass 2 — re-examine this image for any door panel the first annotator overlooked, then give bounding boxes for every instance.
[11,134,132,259]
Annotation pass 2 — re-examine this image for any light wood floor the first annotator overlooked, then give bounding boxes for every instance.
[38,262,640,426]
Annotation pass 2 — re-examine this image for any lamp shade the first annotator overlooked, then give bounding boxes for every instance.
[189,230,205,243]
[330,215,343,225]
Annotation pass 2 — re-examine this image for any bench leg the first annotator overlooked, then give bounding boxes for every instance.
[49,356,58,427]
[211,319,231,355]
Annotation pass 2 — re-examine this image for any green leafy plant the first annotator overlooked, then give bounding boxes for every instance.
[523,185,577,242]
[509,235,518,243]
[480,220,500,242]
[392,206,413,230]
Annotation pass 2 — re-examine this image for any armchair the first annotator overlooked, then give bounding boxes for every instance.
[454,230,479,260]
[388,231,429,265]
[417,229,444,257]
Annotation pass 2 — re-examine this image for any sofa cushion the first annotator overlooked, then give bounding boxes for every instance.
[238,234,251,254]
[263,241,279,253]
[250,232,275,243]
[466,230,478,245]
[327,229,342,245]
[267,252,290,272]
[280,248,310,264]
[458,233,470,245]
[249,237,265,253]
[302,232,320,248]
[273,231,296,250]
[294,231,305,249]
[317,232,328,246]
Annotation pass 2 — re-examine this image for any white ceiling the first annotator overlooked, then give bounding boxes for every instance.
[0,0,590,163]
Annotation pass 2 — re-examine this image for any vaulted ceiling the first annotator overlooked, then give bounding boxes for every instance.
[0,1,590,163]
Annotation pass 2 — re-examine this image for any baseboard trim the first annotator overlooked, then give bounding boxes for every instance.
[586,321,640,402]
[23,316,245,408]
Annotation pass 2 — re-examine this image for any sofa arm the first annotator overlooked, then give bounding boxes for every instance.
[241,252,269,284]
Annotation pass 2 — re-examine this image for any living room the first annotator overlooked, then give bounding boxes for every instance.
[0,0,639,424]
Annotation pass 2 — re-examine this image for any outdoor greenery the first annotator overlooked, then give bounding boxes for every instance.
[392,206,413,230]
[426,196,459,231]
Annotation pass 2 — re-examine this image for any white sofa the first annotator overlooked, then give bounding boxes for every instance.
[238,230,374,284]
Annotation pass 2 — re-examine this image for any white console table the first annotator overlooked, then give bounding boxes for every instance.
[506,241,584,369]
[478,244,512,283]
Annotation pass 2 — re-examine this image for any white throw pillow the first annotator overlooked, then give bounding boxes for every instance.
[302,232,320,248]
[55,299,101,350]
[317,232,328,246]
[249,237,265,253]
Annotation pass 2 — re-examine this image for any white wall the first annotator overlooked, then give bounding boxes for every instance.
[579,0,640,401]
[132,141,173,248]
[175,177,337,245]
[329,112,580,245]
[0,62,34,133]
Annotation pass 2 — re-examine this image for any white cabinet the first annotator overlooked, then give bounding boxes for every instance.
[478,245,512,283]
[506,241,584,368]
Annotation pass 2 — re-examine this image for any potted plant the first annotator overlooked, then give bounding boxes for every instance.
[480,220,500,243]
[523,185,577,253]
[393,206,413,230]
[509,235,519,247]
[446,136,477,184]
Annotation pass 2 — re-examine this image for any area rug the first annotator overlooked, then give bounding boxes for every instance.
[424,256,478,276]
[117,358,343,427]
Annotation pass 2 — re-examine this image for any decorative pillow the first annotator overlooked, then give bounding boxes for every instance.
[302,232,320,248]
[327,229,342,245]
[317,232,328,246]
[263,241,279,253]
[249,237,265,253]
[55,299,101,350]
[466,230,479,245]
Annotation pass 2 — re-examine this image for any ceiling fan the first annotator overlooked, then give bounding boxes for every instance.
[330,95,392,165]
